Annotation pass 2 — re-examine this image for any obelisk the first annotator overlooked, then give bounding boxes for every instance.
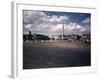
[62,22,64,40]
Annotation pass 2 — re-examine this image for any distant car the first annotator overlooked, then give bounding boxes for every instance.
[68,39,73,42]
[82,39,90,43]
[85,39,90,43]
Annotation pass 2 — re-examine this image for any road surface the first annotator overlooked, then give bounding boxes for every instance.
[23,40,90,69]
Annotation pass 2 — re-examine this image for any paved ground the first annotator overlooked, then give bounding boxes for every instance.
[23,40,91,69]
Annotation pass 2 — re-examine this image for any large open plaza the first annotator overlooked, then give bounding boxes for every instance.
[23,40,90,69]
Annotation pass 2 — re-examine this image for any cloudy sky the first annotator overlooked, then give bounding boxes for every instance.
[23,10,91,36]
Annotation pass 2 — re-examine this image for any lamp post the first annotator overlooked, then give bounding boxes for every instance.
[28,30,32,41]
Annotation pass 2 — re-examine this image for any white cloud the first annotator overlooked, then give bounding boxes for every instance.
[48,15,59,24]
[63,23,86,34]
[81,17,90,24]
[23,10,89,35]
[50,24,62,32]
[59,16,69,23]
[24,24,32,29]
